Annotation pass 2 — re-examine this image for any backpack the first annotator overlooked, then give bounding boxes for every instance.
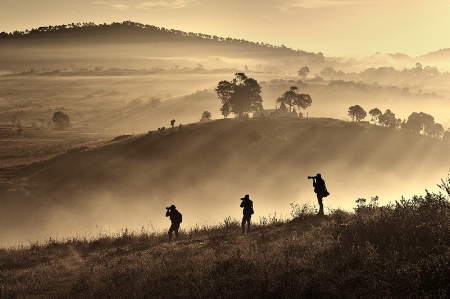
[174,210,183,223]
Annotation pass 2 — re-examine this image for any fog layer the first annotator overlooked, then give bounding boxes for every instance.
[1,119,448,244]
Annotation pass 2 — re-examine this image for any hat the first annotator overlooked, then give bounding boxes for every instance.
[169,205,176,209]
[243,194,250,199]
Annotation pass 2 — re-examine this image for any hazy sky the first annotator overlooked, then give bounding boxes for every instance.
[1,0,449,57]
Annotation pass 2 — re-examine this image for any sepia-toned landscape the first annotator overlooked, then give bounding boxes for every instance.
[1,16,450,298]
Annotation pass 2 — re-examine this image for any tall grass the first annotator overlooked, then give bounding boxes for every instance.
[1,181,450,298]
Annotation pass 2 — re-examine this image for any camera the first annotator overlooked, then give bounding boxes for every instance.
[308,176,316,179]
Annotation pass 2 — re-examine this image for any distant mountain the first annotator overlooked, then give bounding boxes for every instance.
[419,48,450,59]
[1,21,448,74]
[0,21,316,56]
[0,21,326,74]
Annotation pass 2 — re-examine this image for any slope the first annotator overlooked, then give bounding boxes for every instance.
[1,118,449,244]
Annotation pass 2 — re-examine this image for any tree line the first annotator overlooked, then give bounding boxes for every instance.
[348,105,449,139]
[0,21,318,56]
[213,73,449,140]
[317,63,449,83]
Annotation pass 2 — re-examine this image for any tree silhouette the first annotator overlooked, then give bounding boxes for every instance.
[276,86,312,113]
[369,108,382,125]
[320,66,337,78]
[379,109,397,128]
[429,123,444,138]
[405,112,436,135]
[443,130,450,142]
[201,111,212,121]
[215,73,262,117]
[298,66,310,80]
[52,111,70,129]
[294,93,312,111]
[348,105,367,122]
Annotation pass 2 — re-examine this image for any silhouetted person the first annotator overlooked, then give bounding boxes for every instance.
[308,173,329,216]
[170,119,176,129]
[166,205,182,241]
[240,194,254,234]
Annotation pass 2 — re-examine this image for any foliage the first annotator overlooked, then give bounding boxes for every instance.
[52,111,70,129]
[276,86,312,113]
[437,173,450,196]
[215,73,262,117]
[348,105,367,122]
[320,66,337,78]
[405,111,434,134]
[201,111,212,121]
[298,66,310,79]
[369,107,382,124]
[379,109,398,128]
[405,111,444,137]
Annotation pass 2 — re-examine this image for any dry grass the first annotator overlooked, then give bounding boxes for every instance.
[1,187,449,298]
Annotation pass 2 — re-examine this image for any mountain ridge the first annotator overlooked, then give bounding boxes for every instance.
[4,21,448,60]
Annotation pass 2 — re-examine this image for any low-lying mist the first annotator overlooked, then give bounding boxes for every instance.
[1,118,448,245]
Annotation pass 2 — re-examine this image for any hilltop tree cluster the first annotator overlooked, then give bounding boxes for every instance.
[348,105,448,139]
[215,73,313,118]
[215,73,263,118]
[276,86,312,113]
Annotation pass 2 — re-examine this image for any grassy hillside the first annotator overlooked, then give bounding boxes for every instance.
[1,185,449,298]
[1,118,449,244]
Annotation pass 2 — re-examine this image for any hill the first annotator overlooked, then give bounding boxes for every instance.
[1,118,449,244]
[0,21,324,74]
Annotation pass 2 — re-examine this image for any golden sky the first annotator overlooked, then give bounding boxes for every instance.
[1,0,449,57]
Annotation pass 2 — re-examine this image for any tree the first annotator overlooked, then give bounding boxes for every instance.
[201,111,212,121]
[429,123,444,138]
[443,130,450,142]
[298,66,310,80]
[52,111,70,129]
[293,93,312,112]
[215,73,262,117]
[276,86,296,113]
[379,109,397,128]
[276,86,312,113]
[369,108,382,125]
[405,112,435,135]
[320,66,337,78]
[348,105,367,122]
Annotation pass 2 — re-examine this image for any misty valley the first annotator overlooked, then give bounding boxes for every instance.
[0,21,450,298]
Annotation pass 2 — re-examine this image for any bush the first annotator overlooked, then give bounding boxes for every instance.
[52,111,70,129]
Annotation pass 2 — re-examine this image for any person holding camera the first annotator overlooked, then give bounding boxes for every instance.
[308,174,330,216]
[240,194,254,234]
[166,205,182,242]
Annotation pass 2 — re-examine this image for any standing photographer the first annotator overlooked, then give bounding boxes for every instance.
[308,174,329,216]
[240,194,254,234]
[166,205,182,242]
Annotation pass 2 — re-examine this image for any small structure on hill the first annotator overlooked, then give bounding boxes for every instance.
[253,104,303,119]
